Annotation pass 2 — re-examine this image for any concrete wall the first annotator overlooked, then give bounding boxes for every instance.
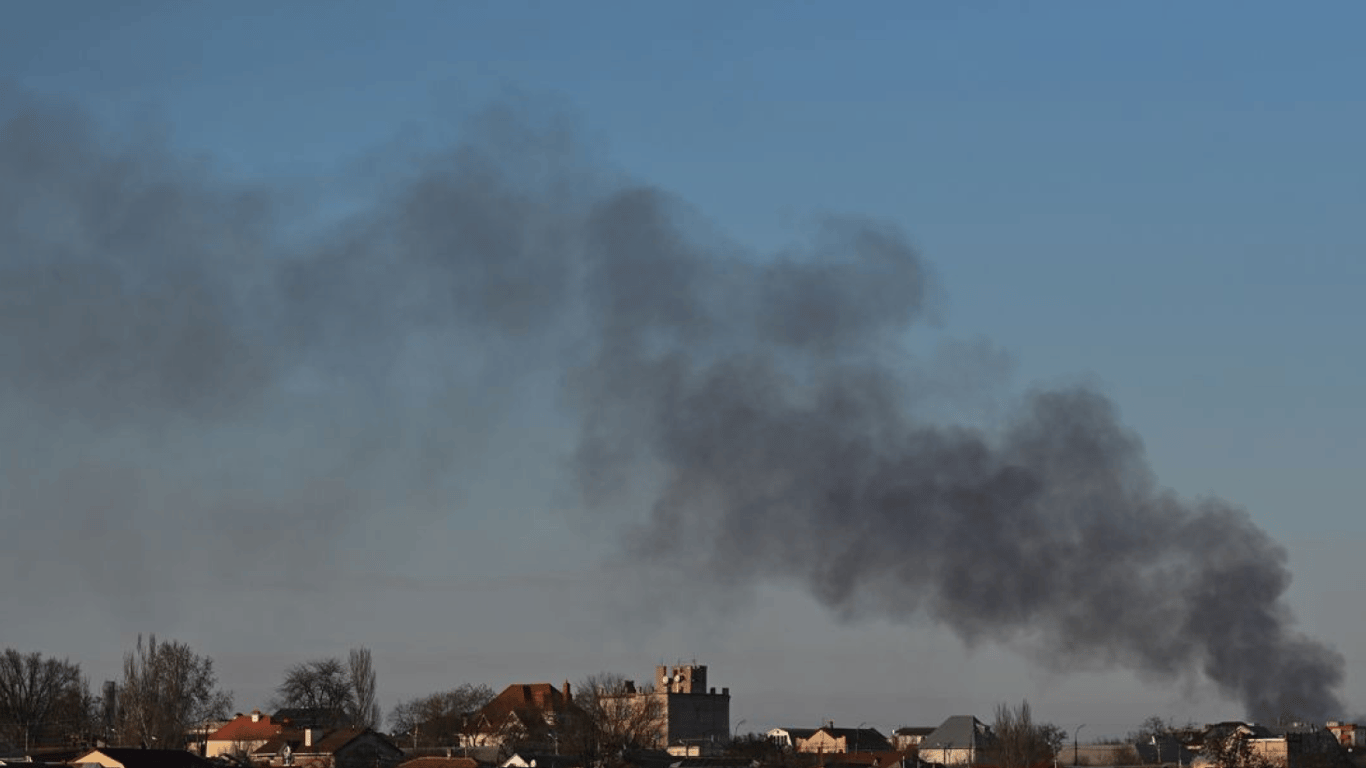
[205,739,269,759]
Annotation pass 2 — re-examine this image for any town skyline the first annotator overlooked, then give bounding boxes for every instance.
[1,642,1349,745]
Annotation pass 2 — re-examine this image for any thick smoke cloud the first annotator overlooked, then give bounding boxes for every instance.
[0,90,1343,721]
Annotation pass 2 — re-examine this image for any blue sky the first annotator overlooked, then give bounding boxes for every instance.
[3,1,1364,739]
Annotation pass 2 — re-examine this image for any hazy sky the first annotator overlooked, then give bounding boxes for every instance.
[3,1,1364,741]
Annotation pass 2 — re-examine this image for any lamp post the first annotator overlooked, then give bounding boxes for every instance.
[734,719,747,744]
[1152,735,1161,766]
[1074,725,1085,767]
[856,722,868,754]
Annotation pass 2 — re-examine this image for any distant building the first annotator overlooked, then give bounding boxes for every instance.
[648,664,731,753]
[1190,721,1344,768]
[796,725,891,754]
[206,710,287,759]
[461,682,576,751]
[1327,722,1363,749]
[253,727,402,768]
[891,728,935,751]
[768,729,818,751]
[918,717,995,766]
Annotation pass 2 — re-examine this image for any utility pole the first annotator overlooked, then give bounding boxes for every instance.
[1074,725,1085,767]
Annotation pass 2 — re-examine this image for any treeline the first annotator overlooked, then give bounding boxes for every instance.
[0,636,231,751]
[0,639,390,753]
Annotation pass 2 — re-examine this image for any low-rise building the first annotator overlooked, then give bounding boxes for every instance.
[768,729,818,751]
[206,710,288,759]
[461,683,576,750]
[797,726,891,755]
[918,716,995,766]
[891,728,935,751]
[1326,723,1363,750]
[253,727,402,768]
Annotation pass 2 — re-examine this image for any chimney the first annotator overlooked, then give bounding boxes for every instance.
[252,710,262,723]
[563,680,572,701]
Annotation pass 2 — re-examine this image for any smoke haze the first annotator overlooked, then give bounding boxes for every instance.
[0,89,1343,722]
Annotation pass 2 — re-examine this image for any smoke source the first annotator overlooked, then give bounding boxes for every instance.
[0,90,1343,721]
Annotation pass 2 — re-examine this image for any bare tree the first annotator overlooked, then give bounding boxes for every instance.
[991,700,1059,768]
[1132,717,1173,742]
[389,684,495,748]
[347,648,380,730]
[565,673,664,765]
[117,635,232,749]
[0,649,92,750]
[273,657,353,728]
[227,737,261,766]
[1037,723,1068,759]
[1200,729,1277,768]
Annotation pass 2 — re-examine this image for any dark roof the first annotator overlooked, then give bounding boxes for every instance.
[255,728,399,757]
[894,729,935,737]
[922,717,994,750]
[810,729,891,752]
[75,748,217,768]
[24,747,86,763]
[397,758,479,768]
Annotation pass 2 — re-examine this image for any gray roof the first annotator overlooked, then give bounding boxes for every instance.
[817,728,891,751]
[922,717,994,750]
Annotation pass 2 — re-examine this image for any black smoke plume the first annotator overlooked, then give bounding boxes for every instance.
[0,89,1343,721]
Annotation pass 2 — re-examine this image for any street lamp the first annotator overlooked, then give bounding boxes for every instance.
[1074,725,1085,767]
[1151,735,1161,766]
[856,723,868,754]
[734,720,747,743]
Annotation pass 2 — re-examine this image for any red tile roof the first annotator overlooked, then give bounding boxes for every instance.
[208,712,286,742]
[468,683,573,734]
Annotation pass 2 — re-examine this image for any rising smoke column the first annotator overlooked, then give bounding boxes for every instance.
[0,90,1343,719]
[570,187,1345,721]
